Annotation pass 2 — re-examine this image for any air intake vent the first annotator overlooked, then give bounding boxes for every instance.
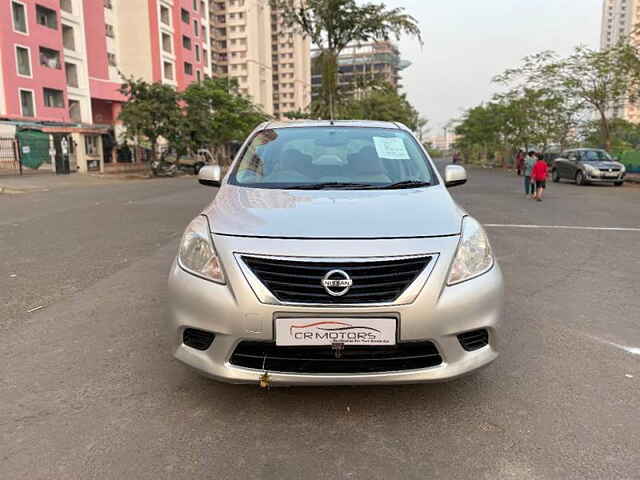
[183,328,215,351]
[230,341,442,373]
[242,255,432,304]
[458,329,489,351]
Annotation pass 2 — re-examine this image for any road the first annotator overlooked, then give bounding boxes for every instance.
[2,169,639,479]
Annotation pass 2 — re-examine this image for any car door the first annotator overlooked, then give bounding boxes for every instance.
[565,151,580,179]
[556,151,571,178]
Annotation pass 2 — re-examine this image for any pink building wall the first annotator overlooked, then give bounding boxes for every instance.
[0,0,70,122]
[82,0,109,81]
[147,0,162,83]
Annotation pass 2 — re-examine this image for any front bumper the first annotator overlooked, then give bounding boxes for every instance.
[168,235,504,386]
[586,173,624,183]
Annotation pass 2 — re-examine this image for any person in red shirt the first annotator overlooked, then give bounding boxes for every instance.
[531,153,549,202]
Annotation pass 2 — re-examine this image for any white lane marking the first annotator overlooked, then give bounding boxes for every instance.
[484,224,640,232]
[589,335,640,356]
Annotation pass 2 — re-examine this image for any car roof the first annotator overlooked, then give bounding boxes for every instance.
[257,120,409,131]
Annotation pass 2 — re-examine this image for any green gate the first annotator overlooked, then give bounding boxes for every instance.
[16,130,50,170]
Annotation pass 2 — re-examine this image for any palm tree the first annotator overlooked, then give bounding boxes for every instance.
[272,0,421,118]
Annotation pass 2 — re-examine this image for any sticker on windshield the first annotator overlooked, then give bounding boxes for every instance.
[373,137,410,160]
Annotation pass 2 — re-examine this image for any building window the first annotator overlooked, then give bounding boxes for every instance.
[162,32,172,53]
[15,46,32,77]
[62,24,76,50]
[194,20,199,37]
[40,47,61,69]
[193,0,198,11]
[181,8,190,23]
[200,1,205,15]
[104,0,112,9]
[12,1,28,34]
[36,5,58,29]
[195,44,201,62]
[19,89,35,117]
[107,52,117,66]
[69,99,81,122]
[43,88,65,108]
[184,62,193,75]
[163,61,174,80]
[183,35,192,49]
[105,23,115,38]
[196,70,201,82]
[160,5,171,26]
[85,135,99,155]
[60,0,73,14]
[65,62,79,87]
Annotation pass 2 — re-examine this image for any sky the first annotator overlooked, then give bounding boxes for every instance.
[386,0,604,134]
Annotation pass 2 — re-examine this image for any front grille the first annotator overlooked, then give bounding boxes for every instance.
[599,168,620,172]
[183,328,215,350]
[230,341,442,373]
[242,255,432,304]
[458,329,489,351]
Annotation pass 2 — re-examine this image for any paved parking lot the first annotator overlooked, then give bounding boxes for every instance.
[1,169,639,479]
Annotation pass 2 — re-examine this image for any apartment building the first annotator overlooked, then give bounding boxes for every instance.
[310,41,410,101]
[1,0,210,172]
[209,0,311,117]
[1,0,210,125]
[600,0,640,121]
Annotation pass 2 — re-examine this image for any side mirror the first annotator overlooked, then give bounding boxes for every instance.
[198,165,221,187]
[444,165,467,188]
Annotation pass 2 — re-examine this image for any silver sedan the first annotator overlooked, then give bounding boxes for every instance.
[168,120,503,386]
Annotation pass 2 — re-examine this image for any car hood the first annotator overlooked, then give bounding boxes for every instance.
[204,185,463,239]
[584,161,623,169]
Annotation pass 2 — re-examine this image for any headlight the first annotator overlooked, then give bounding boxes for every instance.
[585,164,598,174]
[447,216,494,285]
[178,215,225,283]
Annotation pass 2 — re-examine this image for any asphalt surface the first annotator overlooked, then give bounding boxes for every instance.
[2,168,639,479]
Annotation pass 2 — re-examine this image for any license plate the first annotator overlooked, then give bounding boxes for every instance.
[606,174,618,178]
[275,318,397,346]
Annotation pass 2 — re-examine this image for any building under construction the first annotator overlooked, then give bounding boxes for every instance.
[310,41,411,101]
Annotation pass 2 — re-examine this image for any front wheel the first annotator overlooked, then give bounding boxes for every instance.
[193,162,204,175]
[614,181,624,187]
[552,169,560,182]
[576,171,586,186]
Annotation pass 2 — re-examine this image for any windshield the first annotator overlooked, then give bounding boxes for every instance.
[581,150,612,162]
[229,127,436,189]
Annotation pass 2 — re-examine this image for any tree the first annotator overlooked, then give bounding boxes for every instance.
[340,83,419,129]
[415,116,429,142]
[118,77,182,161]
[579,118,640,151]
[181,77,268,154]
[272,0,421,118]
[496,44,640,150]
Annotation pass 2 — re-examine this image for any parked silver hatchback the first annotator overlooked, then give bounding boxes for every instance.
[168,120,503,386]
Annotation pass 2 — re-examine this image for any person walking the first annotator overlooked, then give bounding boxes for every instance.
[515,150,525,176]
[531,153,549,202]
[523,151,536,198]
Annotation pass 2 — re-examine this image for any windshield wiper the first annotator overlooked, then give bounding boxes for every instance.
[369,180,432,190]
[285,182,375,190]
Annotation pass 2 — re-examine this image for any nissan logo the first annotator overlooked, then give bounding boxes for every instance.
[321,270,353,297]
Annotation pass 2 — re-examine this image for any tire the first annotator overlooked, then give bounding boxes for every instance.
[576,171,586,186]
[552,169,560,183]
[193,162,204,175]
[614,181,624,187]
